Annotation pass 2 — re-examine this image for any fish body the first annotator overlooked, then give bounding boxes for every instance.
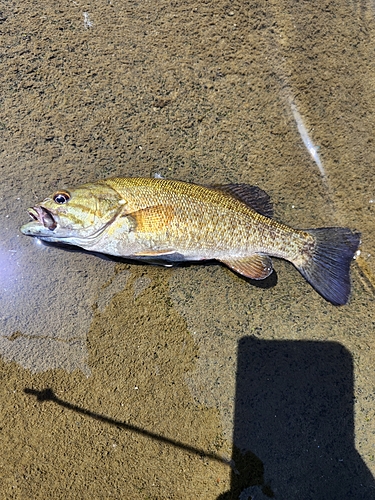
[21,177,360,305]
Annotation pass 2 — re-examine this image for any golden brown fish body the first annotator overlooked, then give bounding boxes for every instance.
[21,177,360,305]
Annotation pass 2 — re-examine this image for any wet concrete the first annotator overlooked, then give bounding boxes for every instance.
[1,0,375,498]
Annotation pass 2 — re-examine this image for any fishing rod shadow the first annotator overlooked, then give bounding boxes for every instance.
[23,387,232,469]
[217,337,375,500]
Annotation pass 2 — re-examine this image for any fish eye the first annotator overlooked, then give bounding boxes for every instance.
[53,191,71,204]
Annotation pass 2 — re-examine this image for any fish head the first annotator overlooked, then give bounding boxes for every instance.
[20,182,124,245]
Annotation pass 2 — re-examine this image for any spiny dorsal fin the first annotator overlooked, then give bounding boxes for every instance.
[220,254,273,280]
[212,184,273,218]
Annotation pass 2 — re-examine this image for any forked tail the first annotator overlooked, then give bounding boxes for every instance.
[296,227,361,305]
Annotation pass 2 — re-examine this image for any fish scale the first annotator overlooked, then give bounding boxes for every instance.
[102,178,298,255]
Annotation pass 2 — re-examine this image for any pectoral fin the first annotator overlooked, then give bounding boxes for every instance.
[132,249,176,257]
[130,250,186,265]
[220,255,273,280]
[125,205,175,233]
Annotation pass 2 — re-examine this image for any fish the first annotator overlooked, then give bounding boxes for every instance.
[20,177,361,305]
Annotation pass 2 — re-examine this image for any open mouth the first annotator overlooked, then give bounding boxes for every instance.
[28,206,57,231]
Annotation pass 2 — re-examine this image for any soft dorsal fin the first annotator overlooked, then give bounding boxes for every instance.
[213,184,273,218]
[220,254,273,280]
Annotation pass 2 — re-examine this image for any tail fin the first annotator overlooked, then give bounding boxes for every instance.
[296,227,360,305]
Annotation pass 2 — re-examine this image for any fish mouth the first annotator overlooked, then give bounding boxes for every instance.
[28,206,57,231]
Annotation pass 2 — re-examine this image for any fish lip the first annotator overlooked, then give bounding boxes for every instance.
[28,206,57,231]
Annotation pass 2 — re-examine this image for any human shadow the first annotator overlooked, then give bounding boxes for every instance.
[217,338,375,499]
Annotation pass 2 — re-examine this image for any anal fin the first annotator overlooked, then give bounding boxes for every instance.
[220,255,273,280]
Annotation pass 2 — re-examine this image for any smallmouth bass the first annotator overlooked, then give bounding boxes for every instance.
[21,177,360,305]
